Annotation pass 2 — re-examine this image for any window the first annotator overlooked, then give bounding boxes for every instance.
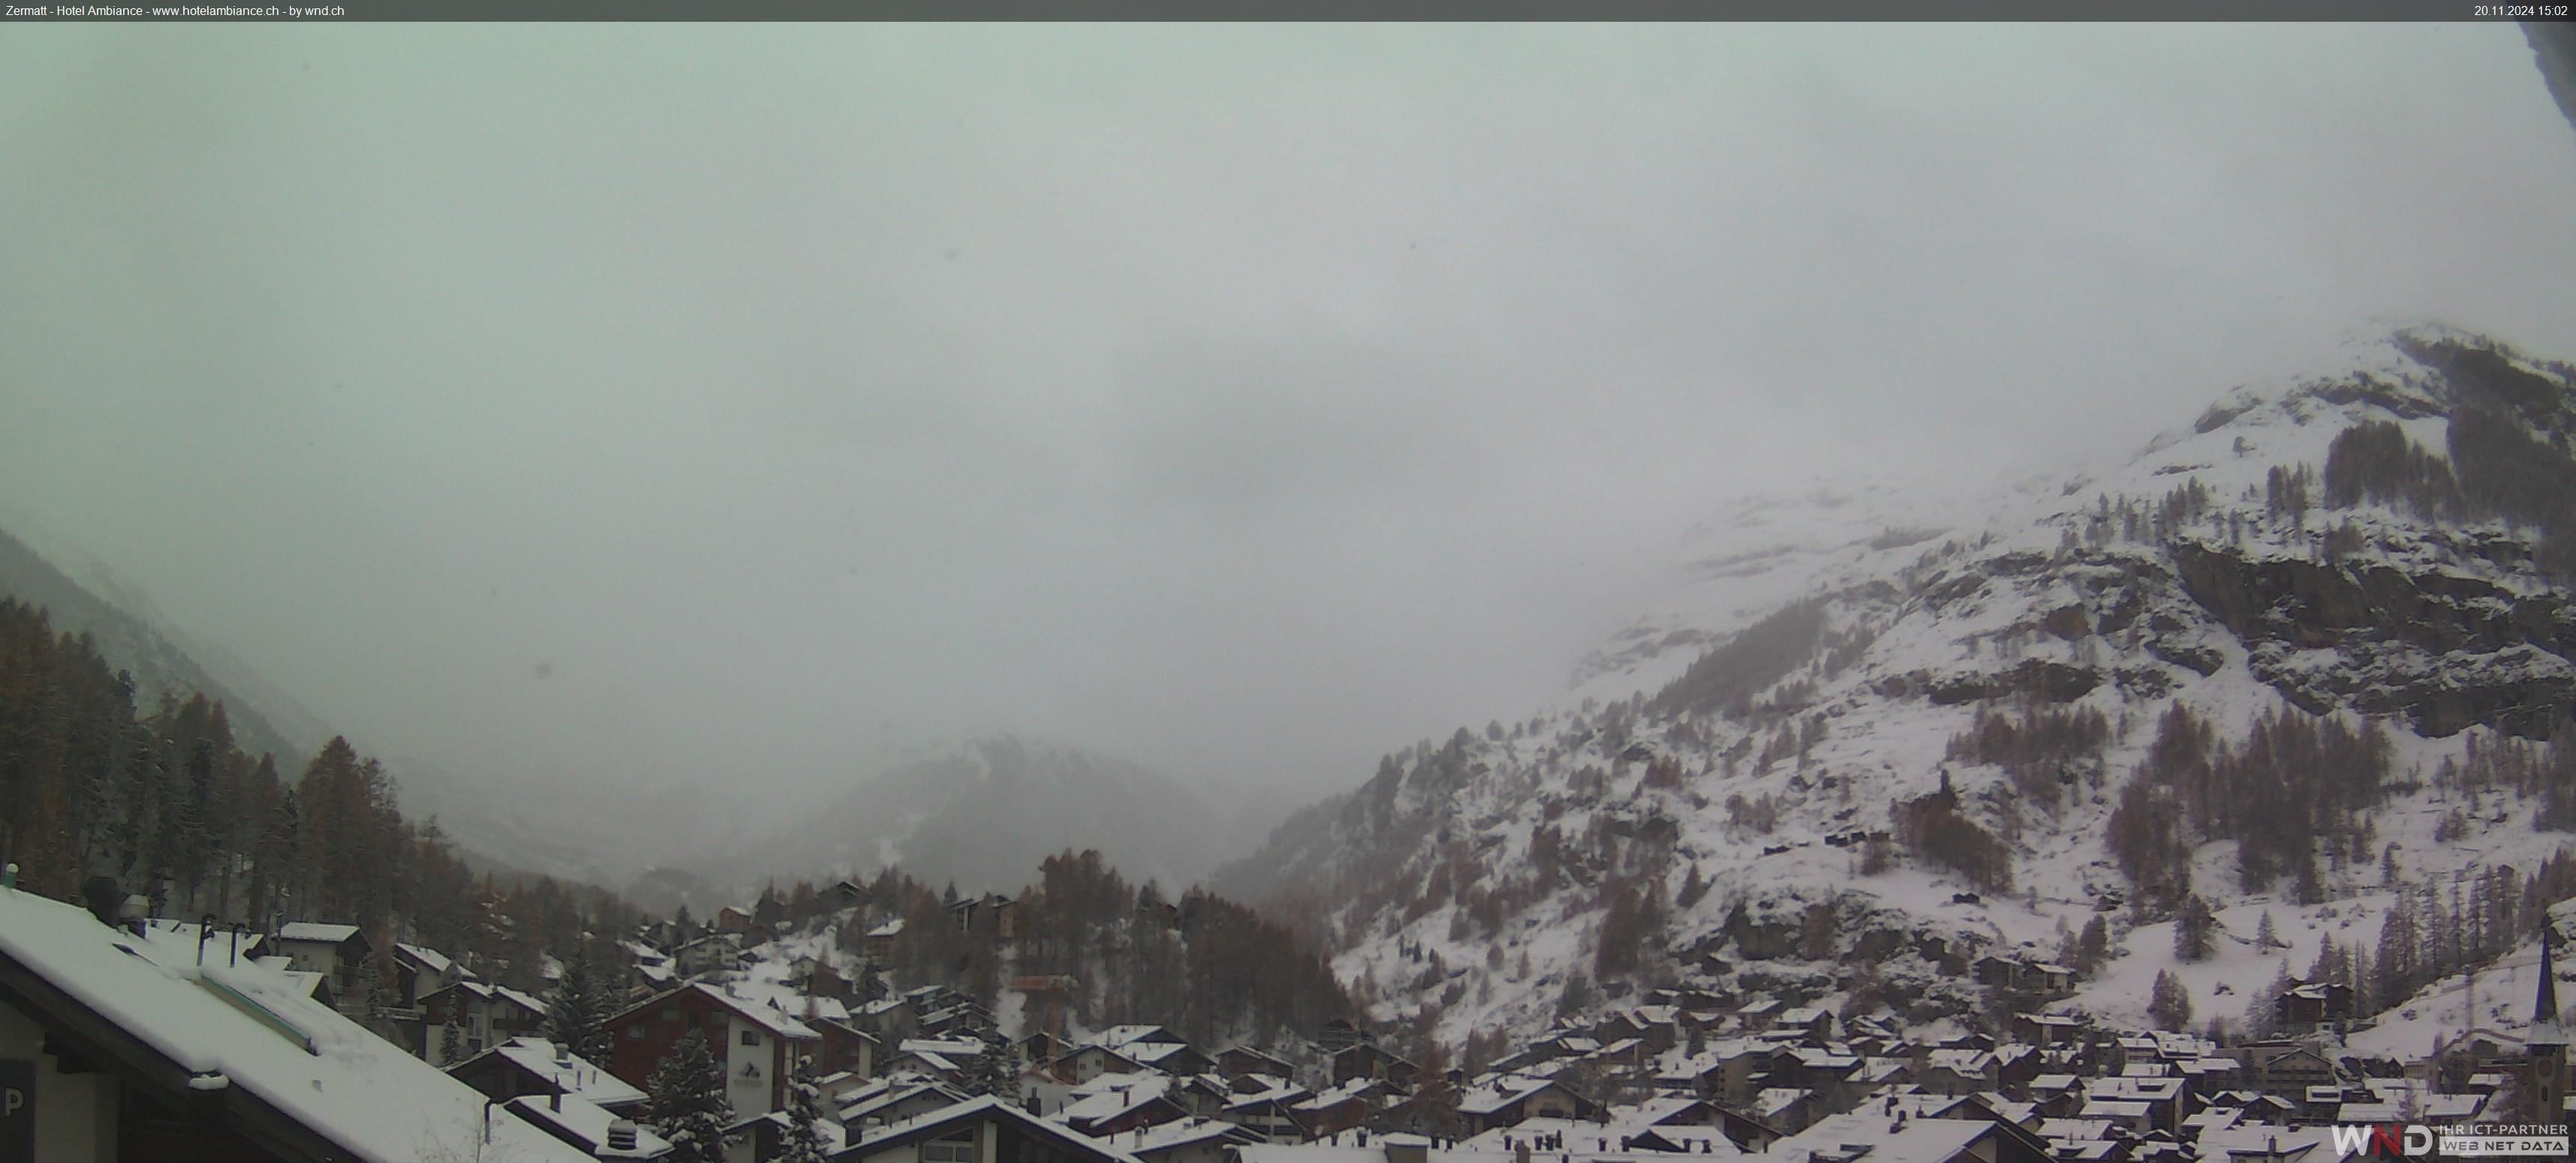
[741,1028,762,1047]
[924,1131,977,1163]
[629,1024,646,1040]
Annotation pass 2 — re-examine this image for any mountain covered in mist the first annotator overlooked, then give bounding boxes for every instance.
[636,734,1262,912]
[0,524,330,764]
[0,521,1276,905]
[1217,325,2576,1050]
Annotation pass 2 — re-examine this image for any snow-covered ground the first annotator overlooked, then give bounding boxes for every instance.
[1268,328,2576,1053]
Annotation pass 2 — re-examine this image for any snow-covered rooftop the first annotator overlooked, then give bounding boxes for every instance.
[488,1035,650,1109]
[0,887,587,1163]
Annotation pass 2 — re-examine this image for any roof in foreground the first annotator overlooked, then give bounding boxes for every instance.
[0,885,587,1163]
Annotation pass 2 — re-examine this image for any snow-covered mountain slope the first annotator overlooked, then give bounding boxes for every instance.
[0,523,321,764]
[1217,325,2576,1050]
[663,735,1241,901]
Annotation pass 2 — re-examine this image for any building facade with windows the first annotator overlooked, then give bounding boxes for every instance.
[605,981,824,1117]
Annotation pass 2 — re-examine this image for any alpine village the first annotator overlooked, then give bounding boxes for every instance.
[14,329,2576,1163]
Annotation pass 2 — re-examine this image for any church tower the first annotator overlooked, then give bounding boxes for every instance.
[2529,922,2568,1127]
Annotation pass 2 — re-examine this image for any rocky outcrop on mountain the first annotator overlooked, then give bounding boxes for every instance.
[1218,326,2576,1045]
[2171,539,2576,739]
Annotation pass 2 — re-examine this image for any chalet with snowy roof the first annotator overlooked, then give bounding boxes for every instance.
[1456,1074,1603,1134]
[2196,1124,2338,1163]
[1130,1040,1216,1077]
[510,1090,674,1159]
[605,981,823,1118]
[2010,1013,2083,1047]
[391,941,465,1004]
[2275,981,2357,1032]
[731,1105,852,1163]
[1775,1047,1858,1111]
[1217,1076,1313,1139]
[1969,954,2074,1000]
[866,918,907,959]
[922,1004,997,1041]
[1130,1115,1265,1163]
[0,883,592,1163]
[1771,1006,1833,1043]
[826,880,869,911]
[828,1093,1151,1163]
[674,930,747,978]
[1063,1071,1191,1137]
[1292,1078,1383,1138]
[1060,1042,1155,1085]
[1171,1072,1238,1118]
[888,1036,988,1084]
[451,1035,650,1115]
[2081,1077,2184,1134]
[717,905,753,932]
[270,920,373,1016]
[1686,1040,1789,1106]
[1769,1109,2053,1163]
[1332,1042,1419,1088]
[841,1077,976,1129]
[1748,1087,1814,1134]
[1919,1049,2004,1095]
[420,977,550,1063]
[1219,1044,1296,1079]
[1317,1018,1367,1053]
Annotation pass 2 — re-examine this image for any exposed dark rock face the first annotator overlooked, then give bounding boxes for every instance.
[1923,659,2104,705]
[2170,540,2576,739]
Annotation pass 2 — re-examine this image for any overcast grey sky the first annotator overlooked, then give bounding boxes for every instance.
[3,25,2572,828]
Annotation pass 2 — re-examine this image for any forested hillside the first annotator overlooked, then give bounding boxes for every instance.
[0,597,644,993]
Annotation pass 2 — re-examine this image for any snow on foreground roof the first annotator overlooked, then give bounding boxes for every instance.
[0,887,589,1163]
[508,1092,675,1158]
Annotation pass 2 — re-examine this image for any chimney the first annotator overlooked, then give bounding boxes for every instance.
[606,1119,639,1151]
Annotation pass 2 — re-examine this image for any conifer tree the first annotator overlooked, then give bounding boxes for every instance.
[649,1029,734,1163]
[2149,970,2193,1031]
[2247,960,2294,1038]
[2255,910,2279,952]
[2077,915,2110,971]
[2173,896,2215,962]
[966,1020,1021,1098]
[439,1019,465,1065]
[545,938,610,1062]
[777,1053,831,1163]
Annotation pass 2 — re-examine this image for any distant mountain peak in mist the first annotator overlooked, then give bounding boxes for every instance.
[629,730,1279,914]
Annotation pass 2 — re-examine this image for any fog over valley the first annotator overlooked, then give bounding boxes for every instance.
[5,25,2574,892]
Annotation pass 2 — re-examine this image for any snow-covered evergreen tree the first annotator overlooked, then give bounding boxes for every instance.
[965,1020,1021,1098]
[2173,895,2214,962]
[2148,970,2193,1031]
[544,938,611,1062]
[777,1053,831,1163]
[649,1029,734,1163]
